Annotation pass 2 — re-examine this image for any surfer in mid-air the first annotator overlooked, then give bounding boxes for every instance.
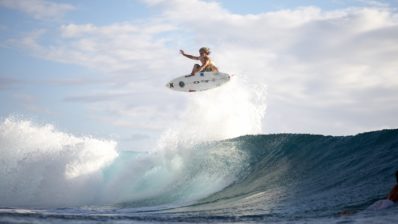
[180,47,219,77]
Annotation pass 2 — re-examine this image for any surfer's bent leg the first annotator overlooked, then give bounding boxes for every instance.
[190,64,200,76]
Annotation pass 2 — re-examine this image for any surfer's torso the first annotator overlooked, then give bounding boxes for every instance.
[199,55,218,72]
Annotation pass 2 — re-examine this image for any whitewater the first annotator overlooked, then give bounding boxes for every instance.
[1,77,398,223]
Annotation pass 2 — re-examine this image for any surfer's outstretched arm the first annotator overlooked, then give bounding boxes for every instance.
[180,50,199,60]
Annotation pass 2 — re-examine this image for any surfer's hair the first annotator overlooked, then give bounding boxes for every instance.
[199,47,211,55]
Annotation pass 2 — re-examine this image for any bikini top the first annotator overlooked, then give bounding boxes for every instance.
[199,55,216,66]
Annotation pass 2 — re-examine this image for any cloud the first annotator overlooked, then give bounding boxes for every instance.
[0,0,74,20]
[0,75,109,89]
[355,0,391,8]
[44,77,110,86]
[78,89,184,131]
[11,29,46,53]
[64,92,132,103]
[15,22,181,80]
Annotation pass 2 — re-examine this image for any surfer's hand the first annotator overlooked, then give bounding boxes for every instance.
[180,50,185,55]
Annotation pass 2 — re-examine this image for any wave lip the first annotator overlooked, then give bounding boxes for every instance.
[0,118,118,207]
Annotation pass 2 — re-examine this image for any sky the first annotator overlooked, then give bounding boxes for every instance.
[1,0,398,151]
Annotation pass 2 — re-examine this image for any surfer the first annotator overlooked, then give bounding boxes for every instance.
[180,47,219,76]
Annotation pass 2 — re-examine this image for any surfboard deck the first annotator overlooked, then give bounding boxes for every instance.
[166,72,231,92]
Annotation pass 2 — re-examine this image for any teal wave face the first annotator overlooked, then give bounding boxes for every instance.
[101,129,398,220]
[180,129,398,218]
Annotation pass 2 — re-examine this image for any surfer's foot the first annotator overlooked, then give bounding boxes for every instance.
[185,74,195,77]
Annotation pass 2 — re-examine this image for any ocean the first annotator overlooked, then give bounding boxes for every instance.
[1,118,397,223]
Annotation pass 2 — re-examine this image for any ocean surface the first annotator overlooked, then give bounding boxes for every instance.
[1,118,397,223]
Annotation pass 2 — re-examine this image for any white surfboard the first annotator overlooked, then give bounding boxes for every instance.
[166,72,231,92]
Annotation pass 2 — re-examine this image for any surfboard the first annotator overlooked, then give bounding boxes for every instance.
[166,72,231,92]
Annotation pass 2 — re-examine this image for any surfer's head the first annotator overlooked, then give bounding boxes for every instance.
[199,47,210,55]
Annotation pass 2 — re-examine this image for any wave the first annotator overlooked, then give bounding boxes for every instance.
[0,117,252,208]
[187,130,398,217]
[1,115,397,219]
[0,117,118,207]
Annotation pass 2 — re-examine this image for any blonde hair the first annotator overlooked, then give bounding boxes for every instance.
[199,47,211,54]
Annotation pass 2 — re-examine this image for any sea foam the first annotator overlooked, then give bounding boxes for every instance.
[0,118,118,207]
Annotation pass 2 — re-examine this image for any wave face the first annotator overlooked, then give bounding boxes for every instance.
[184,130,398,219]
[1,117,398,221]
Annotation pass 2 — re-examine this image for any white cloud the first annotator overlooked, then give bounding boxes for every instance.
[0,0,74,20]
[16,22,180,79]
[355,0,391,8]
